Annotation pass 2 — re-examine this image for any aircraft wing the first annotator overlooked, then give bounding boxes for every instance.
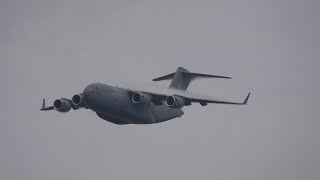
[185,92,250,106]
[135,88,251,106]
[40,98,79,111]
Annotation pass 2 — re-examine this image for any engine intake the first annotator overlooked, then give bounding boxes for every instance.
[132,92,151,104]
[53,99,72,112]
[72,93,86,108]
[166,95,185,108]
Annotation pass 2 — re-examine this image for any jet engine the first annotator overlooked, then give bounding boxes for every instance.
[53,99,72,112]
[166,95,185,108]
[132,92,151,104]
[72,93,86,108]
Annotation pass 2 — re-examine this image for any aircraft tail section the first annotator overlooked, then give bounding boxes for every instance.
[153,67,231,91]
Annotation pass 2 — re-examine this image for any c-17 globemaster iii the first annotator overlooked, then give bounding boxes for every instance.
[41,67,250,125]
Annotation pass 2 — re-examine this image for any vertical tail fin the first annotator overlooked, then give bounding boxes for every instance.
[168,67,192,91]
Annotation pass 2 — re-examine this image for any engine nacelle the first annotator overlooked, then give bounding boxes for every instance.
[72,93,86,108]
[132,92,151,104]
[53,99,72,112]
[166,95,185,108]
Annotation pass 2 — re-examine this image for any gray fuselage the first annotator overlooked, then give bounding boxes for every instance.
[83,83,184,124]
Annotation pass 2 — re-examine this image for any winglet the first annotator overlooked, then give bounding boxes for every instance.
[243,92,251,105]
[40,99,54,111]
[42,99,46,109]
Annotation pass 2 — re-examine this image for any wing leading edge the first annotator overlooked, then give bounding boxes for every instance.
[188,92,251,106]
[135,88,251,107]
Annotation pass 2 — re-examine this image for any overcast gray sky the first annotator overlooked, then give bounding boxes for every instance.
[1,0,320,180]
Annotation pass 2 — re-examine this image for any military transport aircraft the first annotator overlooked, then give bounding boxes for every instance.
[41,67,250,125]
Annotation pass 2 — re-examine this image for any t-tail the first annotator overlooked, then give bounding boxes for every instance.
[153,67,231,91]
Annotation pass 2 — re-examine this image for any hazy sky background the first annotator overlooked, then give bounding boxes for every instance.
[1,0,320,180]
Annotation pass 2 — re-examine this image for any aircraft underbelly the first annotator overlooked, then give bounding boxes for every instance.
[84,85,154,124]
[84,84,183,124]
[151,105,184,123]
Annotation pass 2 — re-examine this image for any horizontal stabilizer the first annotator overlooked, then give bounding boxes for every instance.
[152,73,175,81]
[153,72,231,82]
[153,67,232,91]
[181,72,231,80]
